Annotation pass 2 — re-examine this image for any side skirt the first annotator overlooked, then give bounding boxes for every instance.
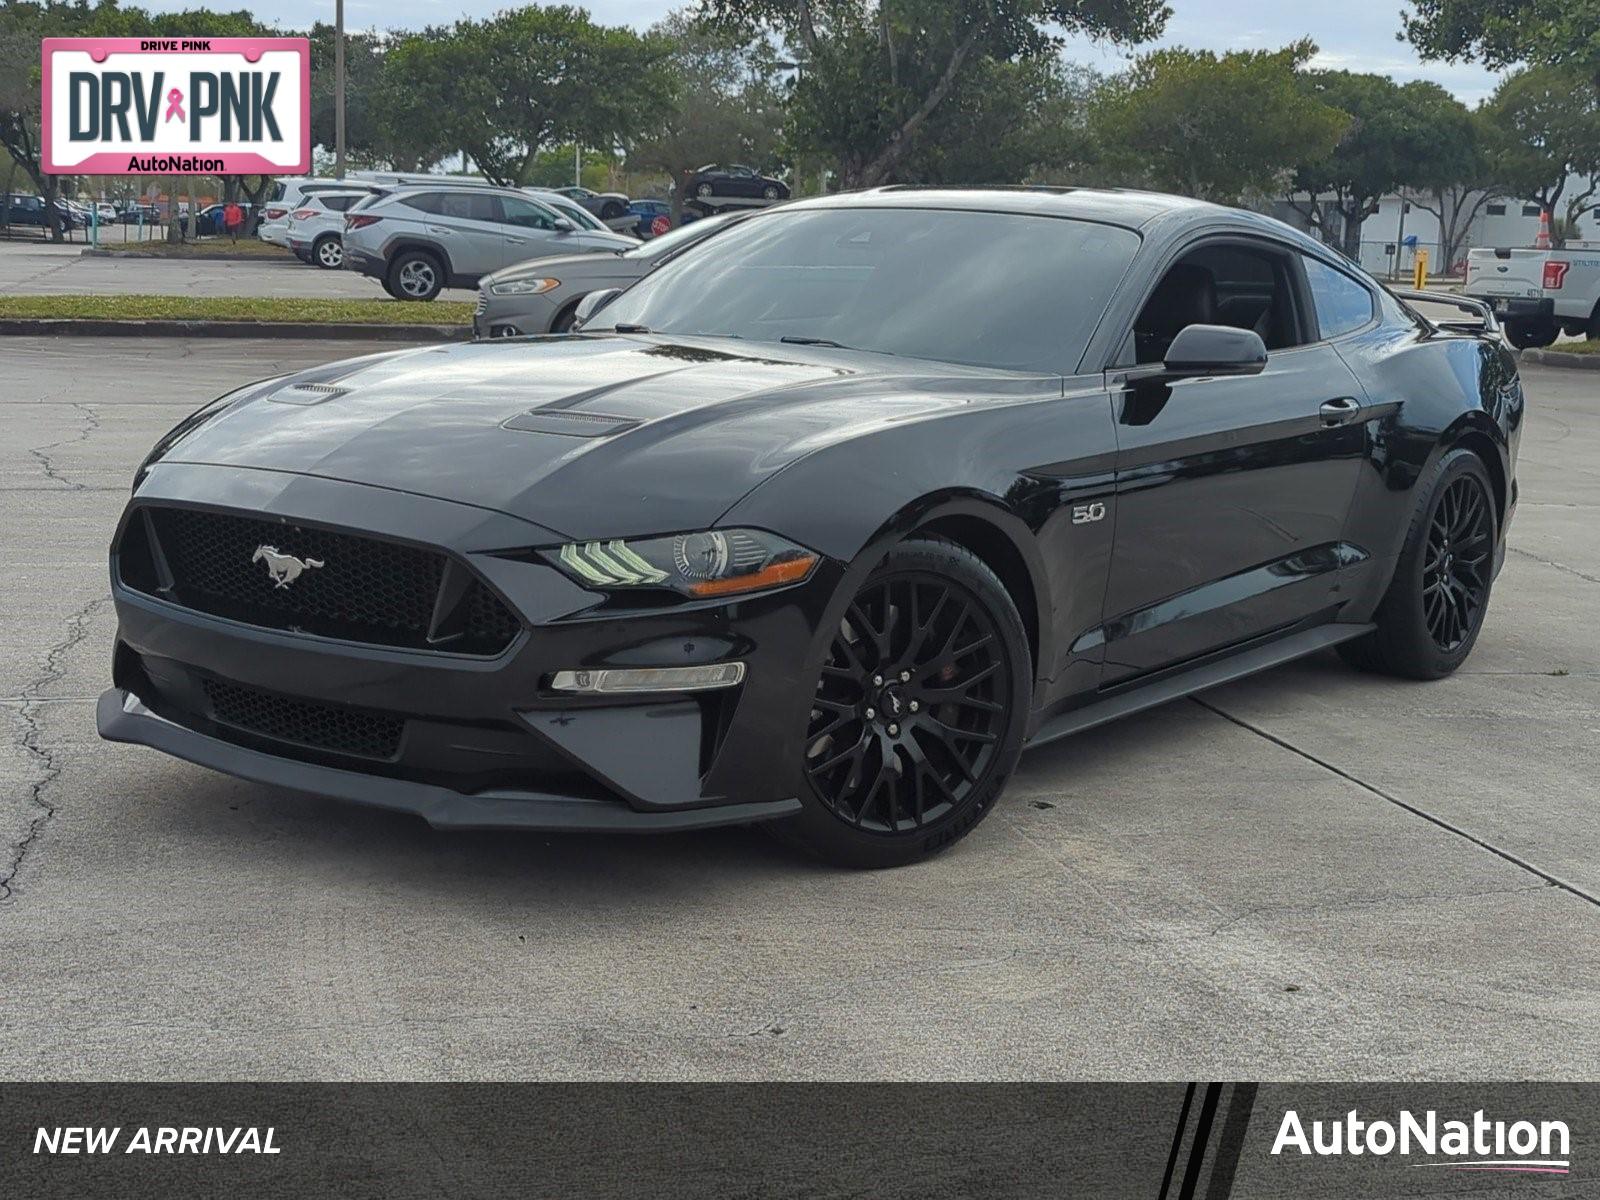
[1025,622,1374,750]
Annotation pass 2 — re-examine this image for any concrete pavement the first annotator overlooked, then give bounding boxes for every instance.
[0,239,385,300]
[1,336,1597,1080]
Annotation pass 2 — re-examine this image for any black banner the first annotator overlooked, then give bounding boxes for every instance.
[1,1083,1591,1198]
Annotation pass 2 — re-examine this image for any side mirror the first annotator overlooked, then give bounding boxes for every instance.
[1161,324,1267,378]
[551,217,574,233]
[571,288,623,330]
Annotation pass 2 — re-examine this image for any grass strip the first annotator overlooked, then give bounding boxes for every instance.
[0,293,472,325]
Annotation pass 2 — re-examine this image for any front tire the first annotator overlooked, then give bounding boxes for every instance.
[1339,449,1497,679]
[696,182,713,199]
[774,538,1031,868]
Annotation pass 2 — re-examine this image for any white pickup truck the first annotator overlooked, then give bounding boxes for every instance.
[1464,244,1600,347]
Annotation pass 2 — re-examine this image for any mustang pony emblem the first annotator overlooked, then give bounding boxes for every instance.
[252,545,324,589]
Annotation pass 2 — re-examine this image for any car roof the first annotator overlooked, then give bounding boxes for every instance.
[383,182,532,200]
[778,185,1341,255]
[782,186,1223,230]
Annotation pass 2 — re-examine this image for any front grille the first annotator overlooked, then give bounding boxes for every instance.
[202,677,403,759]
[120,506,521,656]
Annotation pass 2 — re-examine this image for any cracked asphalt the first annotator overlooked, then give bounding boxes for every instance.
[2,335,1598,1081]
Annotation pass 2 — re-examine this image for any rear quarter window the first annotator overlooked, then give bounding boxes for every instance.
[1304,256,1376,338]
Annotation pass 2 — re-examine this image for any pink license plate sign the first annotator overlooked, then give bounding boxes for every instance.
[42,37,310,175]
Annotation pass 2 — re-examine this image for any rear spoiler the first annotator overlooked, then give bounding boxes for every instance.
[1389,288,1501,336]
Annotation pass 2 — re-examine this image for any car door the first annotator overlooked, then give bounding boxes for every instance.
[1099,236,1372,684]
[496,195,569,268]
[424,191,504,279]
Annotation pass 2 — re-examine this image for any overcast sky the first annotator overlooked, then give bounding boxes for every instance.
[138,0,1507,103]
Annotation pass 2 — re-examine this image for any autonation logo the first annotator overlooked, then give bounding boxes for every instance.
[1272,1109,1571,1175]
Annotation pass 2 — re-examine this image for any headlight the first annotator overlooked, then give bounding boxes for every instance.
[547,529,818,598]
[491,278,559,296]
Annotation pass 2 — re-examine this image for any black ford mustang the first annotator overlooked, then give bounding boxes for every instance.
[100,188,1522,868]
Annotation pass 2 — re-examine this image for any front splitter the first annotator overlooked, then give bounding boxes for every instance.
[97,688,801,833]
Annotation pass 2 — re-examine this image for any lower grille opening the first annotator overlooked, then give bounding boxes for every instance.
[201,678,404,760]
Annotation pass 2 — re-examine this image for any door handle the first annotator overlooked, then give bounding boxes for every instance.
[507,237,526,245]
[1318,396,1363,426]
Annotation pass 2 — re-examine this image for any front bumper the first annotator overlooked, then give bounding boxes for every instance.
[474,291,560,339]
[97,690,797,832]
[101,464,826,833]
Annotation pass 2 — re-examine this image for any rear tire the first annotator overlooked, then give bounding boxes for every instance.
[770,537,1031,869]
[1338,449,1497,679]
[386,249,443,301]
[1505,317,1557,349]
[312,234,343,270]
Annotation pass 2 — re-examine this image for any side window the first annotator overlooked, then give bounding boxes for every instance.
[1130,242,1305,365]
[499,197,557,230]
[1303,256,1375,339]
[400,192,444,215]
[437,193,500,222]
[322,195,357,213]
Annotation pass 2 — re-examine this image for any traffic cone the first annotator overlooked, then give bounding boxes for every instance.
[1535,208,1552,249]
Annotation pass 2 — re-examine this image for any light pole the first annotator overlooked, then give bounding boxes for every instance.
[334,0,346,179]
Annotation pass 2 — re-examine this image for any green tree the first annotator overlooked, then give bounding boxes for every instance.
[1483,65,1600,245]
[704,0,1168,188]
[1407,106,1506,274]
[1090,41,1347,204]
[1288,74,1476,260]
[1403,0,1600,90]
[386,6,671,187]
[629,11,785,219]
[897,57,1099,186]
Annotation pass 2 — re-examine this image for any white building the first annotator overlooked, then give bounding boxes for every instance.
[1269,171,1600,278]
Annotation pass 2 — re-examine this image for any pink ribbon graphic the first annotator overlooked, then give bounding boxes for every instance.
[164,88,185,123]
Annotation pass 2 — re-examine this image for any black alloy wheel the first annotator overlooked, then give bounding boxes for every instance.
[778,538,1030,868]
[1423,474,1493,652]
[1339,449,1497,680]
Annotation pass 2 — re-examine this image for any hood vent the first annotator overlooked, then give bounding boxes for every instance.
[271,382,353,406]
[502,409,639,438]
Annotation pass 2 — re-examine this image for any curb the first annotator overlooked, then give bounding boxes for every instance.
[1519,348,1600,370]
[80,247,296,262]
[0,318,469,341]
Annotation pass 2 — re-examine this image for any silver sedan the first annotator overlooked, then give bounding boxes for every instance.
[474,213,743,338]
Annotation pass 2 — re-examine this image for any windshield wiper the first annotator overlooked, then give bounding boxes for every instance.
[612,323,651,333]
[780,335,850,348]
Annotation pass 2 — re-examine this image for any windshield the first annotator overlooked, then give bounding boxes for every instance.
[624,214,735,261]
[539,194,606,231]
[596,207,1140,374]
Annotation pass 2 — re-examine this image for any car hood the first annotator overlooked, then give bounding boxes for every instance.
[481,251,631,288]
[148,335,1012,540]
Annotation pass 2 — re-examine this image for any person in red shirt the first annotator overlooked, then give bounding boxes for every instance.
[223,201,244,243]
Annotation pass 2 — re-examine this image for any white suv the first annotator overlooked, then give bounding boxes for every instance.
[258,178,375,248]
[342,184,638,301]
[284,190,370,269]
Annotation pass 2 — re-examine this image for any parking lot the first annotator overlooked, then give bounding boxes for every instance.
[0,240,379,299]
[2,333,1597,1080]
